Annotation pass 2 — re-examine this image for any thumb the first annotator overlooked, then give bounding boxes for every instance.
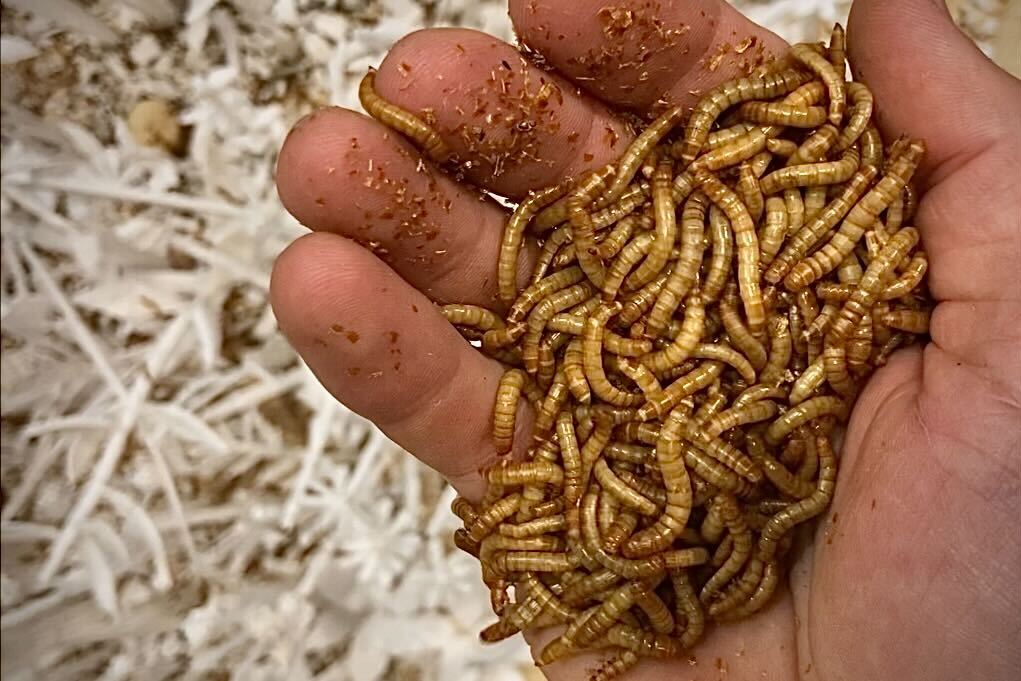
[847,0,1021,185]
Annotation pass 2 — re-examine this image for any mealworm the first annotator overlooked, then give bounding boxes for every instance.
[836,81,874,151]
[827,227,920,341]
[603,509,640,554]
[523,283,594,374]
[633,587,675,635]
[846,313,873,370]
[760,449,816,498]
[789,355,826,404]
[616,421,661,446]
[589,650,639,681]
[760,315,792,386]
[492,369,527,454]
[765,395,847,445]
[790,42,846,125]
[733,383,788,409]
[803,185,828,223]
[358,70,452,163]
[787,123,840,166]
[878,308,931,333]
[508,266,586,324]
[784,189,805,238]
[785,141,924,290]
[568,167,618,287]
[625,160,677,290]
[591,184,648,232]
[720,283,769,370]
[602,232,656,301]
[677,68,812,164]
[499,513,567,539]
[704,122,761,151]
[637,361,724,422]
[696,171,765,335]
[782,80,827,108]
[692,126,774,172]
[760,144,860,195]
[827,23,847,71]
[595,106,688,210]
[737,161,766,223]
[703,401,779,440]
[707,555,765,617]
[498,182,573,306]
[620,408,692,558]
[563,337,591,404]
[618,268,672,325]
[757,195,788,267]
[765,164,878,284]
[597,213,647,260]
[605,624,681,658]
[858,122,884,168]
[582,303,645,407]
[739,102,828,128]
[700,494,753,603]
[594,459,659,516]
[597,490,619,537]
[615,470,668,508]
[758,434,837,560]
[837,252,864,285]
[490,550,576,577]
[702,204,734,304]
[647,192,708,335]
[685,425,762,484]
[641,292,706,373]
[486,460,565,487]
[603,442,653,465]
[441,304,504,334]
[616,357,664,401]
[766,137,799,158]
[693,379,727,424]
[671,571,706,647]
[468,493,523,542]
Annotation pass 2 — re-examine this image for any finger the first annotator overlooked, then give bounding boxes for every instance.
[374,27,634,198]
[277,107,533,309]
[270,231,532,500]
[847,0,1021,183]
[509,0,787,112]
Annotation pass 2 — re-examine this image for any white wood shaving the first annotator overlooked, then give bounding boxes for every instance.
[0,1,1005,680]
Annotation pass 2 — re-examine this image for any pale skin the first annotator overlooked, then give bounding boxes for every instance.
[271,0,1020,679]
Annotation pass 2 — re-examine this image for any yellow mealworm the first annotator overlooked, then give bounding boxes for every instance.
[616,357,664,400]
[358,70,453,163]
[490,550,576,577]
[616,421,661,446]
[638,360,724,421]
[766,137,799,158]
[519,438,558,520]
[480,535,565,568]
[509,266,586,324]
[499,514,567,539]
[591,184,648,232]
[760,315,792,386]
[761,450,816,498]
[621,408,692,558]
[827,22,847,71]
[879,308,931,333]
[625,161,677,290]
[707,554,766,618]
[561,569,622,607]
[696,171,765,335]
[692,126,774,172]
[597,491,619,537]
[530,225,572,285]
[739,101,828,128]
[846,313,873,371]
[468,493,522,542]
[647,192,708,335]
[859,123,884,168]
[603,509,640,554]
[677,68,811,164]
[836,81,874,151]
[692,343,757,384]
[693,379,728,424]
[480,580,550,642]
[737,161,766,223]
[671,571,706,647]
[785,141,924,290]
[837,252,864,285]
[595,106,688,211]
[533,165,613,231]
[492,369,526,454]
[760,195,788,266]
[594,459,659,516]
[441,304,504,333]
[765,395,847,445]
[760,144,860,195]
[733,383,788,409]
[700,494,752,603]
[641,292,705,373]
[803,184,828,223]
[534,370,569,436]
[720,283,769,370]
[583,303,644,407]
[566,165,617,286]
[485,460,565,487]
[782,80,827,108]
[604,442,653,465]
[602,232,656,301]
[555,412,583,511]
[615,470,668,507]
[618,268,672,325]
[704,401,779,440]
[589,650,639,681]
[784,188,805,237]
[765,164,878,284]
[685,425,762,484]
[452,496,479,525]
[632,588,674,635]
[758,434,837,560]
[523,283,594,374]
[540,577,648,665]
[789,355,826,404]
[605,624,681,658]
[597,213,648,260]
[498,182,574,306]
[787,123,840,166]
[827,227,920,341]
[563,337,591,404]
[702,204,734,304]
[703,122,761,151]
[790,42,846,125]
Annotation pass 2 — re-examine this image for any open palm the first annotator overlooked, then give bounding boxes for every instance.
[271,0,1021,678]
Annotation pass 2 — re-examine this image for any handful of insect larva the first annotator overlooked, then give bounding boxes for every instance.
[362,23,932,680]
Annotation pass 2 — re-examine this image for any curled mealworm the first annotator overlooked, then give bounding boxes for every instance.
[786,123,840,166]
[594,459,659,516]
[836,82,874,151]
[700,494,752,603]
[702,204,734,304]
[760,144,860,195]
[647,192,708,335]
[696,171,765,335]
[358,70,453,163]
[583,303,645,407]
[568,165,617,287]
[523,283,594,374]
[602,232,656,301]
[692,126,774,172]
[508,266,586,324]
[597,213,648,260]
[703,401,779,440]
[498,182,573,306]
[704,122,761,151]
[692,343,758,384]
[720,282,769,370]
[605,624,681,657]
[790,42,846,125]
[641,292,706,373]
[632,587,675,635]
[442,303,504,333]
[677,68,811,164]
[765,395,847,445]
[733,383,788,409]
[789,355,826,404]
[626,160,677,290]
[637,361,724,422]
[737,161,766,223]
[492,369,526,454]
[760,315,793,386]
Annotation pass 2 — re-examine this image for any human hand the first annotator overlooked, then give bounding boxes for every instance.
[271,1,1021,678]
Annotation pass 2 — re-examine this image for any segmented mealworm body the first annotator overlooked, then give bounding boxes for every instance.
[692,127,773,172]
[638,361,724,421]
[692,343,757,384]
[633,587,674,634]
[739,102,828,128]
[827,23,847,70]
[647,192,708,334]
[704,401,778,440]
[790,43,846,125]
[358,71,452,163]
[759,195,788,266]
[846,313,873,370]
[485,460,565,487]
[700,494,752,603]
[702,204,734,304]
[468,493,522,542]
[493,369,526,454]
[602,232,656,301]
[836,82,874,151]
[789,355,826,404]
[641,293,705,373]
[737,161,765,223]
[765,396,847,445]
[568,166,617,287]
[583,304,644,407]
[786,124,840,167]
[626,161,677,290]
[879,308,931,333]
[720,283,769,370]
[606,624,681,657]
[766,138,799,158]
[594,459,659,516]
[499,182,573,305]
[596,213,647,260]
[760,315,792,386]
[697,171,765,335]
[677,69,811,164]
[760,145,860,195]
[596,106,688,210]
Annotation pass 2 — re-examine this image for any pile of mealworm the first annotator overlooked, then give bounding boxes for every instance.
[360,23,932,680]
